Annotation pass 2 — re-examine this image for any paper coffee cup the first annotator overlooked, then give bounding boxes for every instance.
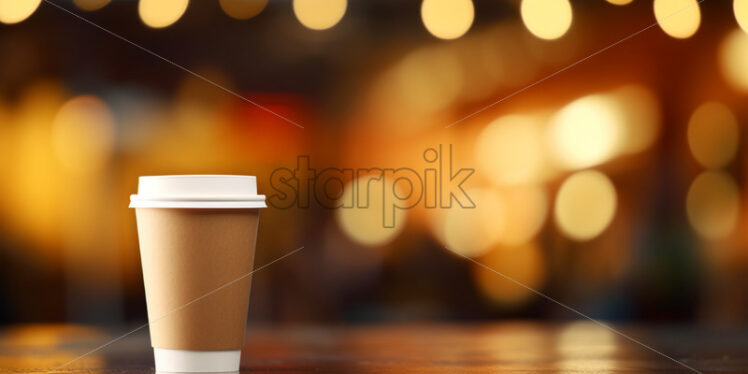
[130,175,266,373]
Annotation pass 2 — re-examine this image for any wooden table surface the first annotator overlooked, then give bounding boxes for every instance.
[1,322,747,373]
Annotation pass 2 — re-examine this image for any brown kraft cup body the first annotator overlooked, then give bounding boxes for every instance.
[135,208,259,350]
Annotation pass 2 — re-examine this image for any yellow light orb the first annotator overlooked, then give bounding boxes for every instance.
[0,0,41,24]
[443,189,505,258]
[520,0,573,40]
[735,0,748,33]
[654,0,700,39]
[613,85,661,154]
[421,0,474,40]
[549,94,623,170]
[472,242,546,305]
[73,0,110,11]
[687,171,740,240]
[476,115,547,186]
[720,29,748,92]
[219,0,267,20]
[554,171,617,241]
[687,102,739,169]
[138,0,189,29]
[336,175,406,246]
[293,0,346,30]
[52,95,116,174]
[606,0,633,5]
[497,186,548,246]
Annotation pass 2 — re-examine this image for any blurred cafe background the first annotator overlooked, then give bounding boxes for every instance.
[0,0,748,329]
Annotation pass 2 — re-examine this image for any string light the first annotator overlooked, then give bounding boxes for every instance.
[421,0,474,40]
[736,0,748,33]
[520,0,573,40]
[73,0,110,11]
[654,0,700,39]
[138,0,189,29]
[0,0,41,24]
[219,0,267,20]
[293,0,346,30]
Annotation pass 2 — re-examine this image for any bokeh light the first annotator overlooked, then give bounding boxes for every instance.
[554,170,617,241]
[51,95,116,174]
[497,186,548,246]
[219,0,267,20]
[476,115,547,186]
[612,85,661,154]
[138,0,189,29]
[293,0,346,30]
[687,101,739,169]
[443,189,505,258]
[472,242,546,306]
[420,0,474,40]
[654,0,700,39]
[736,0,748,33]
[606,0,633,5]
[720,29,748,92]
[336,175,406,247]
[687,171,740,240]
[73,0,110,11]
[0,0,41,24]
[520,0,573,40]
[548,94,623,170]
[391,46,463,115]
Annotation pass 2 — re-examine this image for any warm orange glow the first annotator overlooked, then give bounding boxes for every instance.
[421,0,474,40]
[687,102,739,169]
[472,242,546,305]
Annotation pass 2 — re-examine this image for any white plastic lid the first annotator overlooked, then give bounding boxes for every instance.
[153,348,240,372]
[129,175,267,209]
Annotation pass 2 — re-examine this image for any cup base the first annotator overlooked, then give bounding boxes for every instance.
[153,348,241,372]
